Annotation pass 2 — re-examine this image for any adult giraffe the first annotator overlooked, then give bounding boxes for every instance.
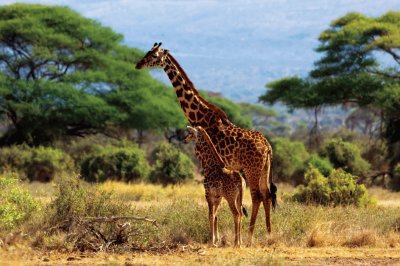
[136,43,277,243]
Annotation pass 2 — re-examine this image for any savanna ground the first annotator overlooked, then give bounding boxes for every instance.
[1,181,400,266]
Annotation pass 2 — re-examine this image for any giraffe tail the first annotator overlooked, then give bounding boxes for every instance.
[242,206,248,217]
[269,154,277,210]
[270,182,277,210]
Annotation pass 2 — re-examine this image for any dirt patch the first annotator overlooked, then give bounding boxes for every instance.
[2,246,400,265]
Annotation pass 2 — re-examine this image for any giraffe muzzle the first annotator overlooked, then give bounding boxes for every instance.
[135,62,143,69]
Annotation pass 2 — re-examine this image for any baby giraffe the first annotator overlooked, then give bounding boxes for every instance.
[185,126,247,247]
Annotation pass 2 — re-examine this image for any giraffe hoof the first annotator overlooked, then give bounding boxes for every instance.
[208,242,218,248]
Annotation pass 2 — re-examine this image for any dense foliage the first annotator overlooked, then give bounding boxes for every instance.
[0,145,74,181]
[200,91,253,129]
[81,143,150,182]
[291,167,374,207]
[304,154,333,177]
[260,11,400,172]
[0,175,39,230]
[150,142,194,185]
[320,138,371,177]
[271,138,309,183]
[0,4,184,145]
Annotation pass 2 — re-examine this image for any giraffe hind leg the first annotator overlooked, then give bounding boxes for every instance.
[248,194,261,246]
[262,197,272,234]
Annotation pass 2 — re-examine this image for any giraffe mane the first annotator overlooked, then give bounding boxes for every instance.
[167,54,232,124]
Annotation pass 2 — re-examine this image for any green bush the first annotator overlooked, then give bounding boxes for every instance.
[0,145,31,179]
[272,138,310,183]
[305,154,333,177]
[291,167,374,207]
[81,143,150,182]
[150,142,194,185]
[0,175,39,230]
[28,146,75,182]
[0,145,74,182]
[320,138,371,177]
[61,136,118,168]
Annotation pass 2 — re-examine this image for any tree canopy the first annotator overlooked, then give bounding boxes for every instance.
[0,4,185,145]
[259,11,400,166]
[199,91,253,129]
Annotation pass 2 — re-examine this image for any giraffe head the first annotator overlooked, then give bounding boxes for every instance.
[184,126,199,143]
[135,42,169,69]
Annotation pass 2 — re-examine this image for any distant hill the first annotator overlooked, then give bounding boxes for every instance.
[9,0,398,103]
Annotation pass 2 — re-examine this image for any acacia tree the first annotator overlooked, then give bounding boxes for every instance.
[0,4,184,145]
[259,77,324,148]
[260,11,400,167]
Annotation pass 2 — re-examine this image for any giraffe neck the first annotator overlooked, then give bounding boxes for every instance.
[163,54,230,128]
[197,127,226,168]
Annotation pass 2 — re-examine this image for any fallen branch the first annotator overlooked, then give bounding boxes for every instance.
[82,216,158,227]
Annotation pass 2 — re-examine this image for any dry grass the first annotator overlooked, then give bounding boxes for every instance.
[368,186,400,207]
[2,180,400,265]
[98,181,205,202]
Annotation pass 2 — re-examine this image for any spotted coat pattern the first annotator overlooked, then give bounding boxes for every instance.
[185,126,246,247]
[136,43,276,243]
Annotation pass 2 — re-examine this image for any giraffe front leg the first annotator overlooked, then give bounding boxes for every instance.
[227,197,241,248]
[213,197,222,245]
[207,199,219,247]
[207,201,215,247]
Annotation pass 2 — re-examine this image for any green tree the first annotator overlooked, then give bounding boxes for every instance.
[0,4,184,145]
[200,91,253,129]
[271,137,310,183]
[320,138,371,177]
[260,11,400,168]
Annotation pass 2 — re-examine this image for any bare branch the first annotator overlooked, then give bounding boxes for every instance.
[82,216,158,227]
[367,69,400,80]
[382,47,400,65]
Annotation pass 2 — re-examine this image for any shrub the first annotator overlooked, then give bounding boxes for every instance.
[0,145,31,180]
[0,175,39,230]
[150,142,194,185]
[305,154,333,177]
[0,145,74,182]
[61,136,117,167]
[47,175,130,226]
[28,146,75,182]
[38,174,155,251]
[291,167,374,207]
[272,138,309,183]
[81,143,150,182]
[320,138,371,177]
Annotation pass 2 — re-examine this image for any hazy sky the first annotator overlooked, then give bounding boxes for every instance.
[1,0,399,102]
